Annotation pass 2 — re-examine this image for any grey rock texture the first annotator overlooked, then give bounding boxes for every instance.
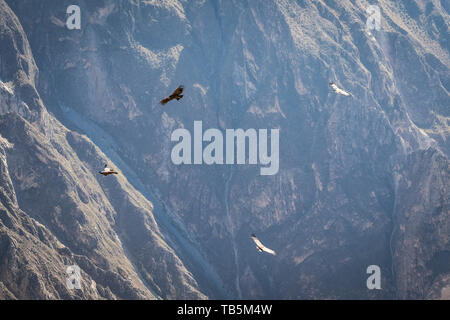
[0,0,448,299]
[0,0,206,299]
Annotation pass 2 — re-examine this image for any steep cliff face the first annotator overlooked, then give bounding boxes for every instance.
[392,148,449,299]
[1,0,449,299]
[0,0,206,299]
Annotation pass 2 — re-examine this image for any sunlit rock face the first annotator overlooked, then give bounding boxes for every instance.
[1,0,449,299]
[0,0,206,300]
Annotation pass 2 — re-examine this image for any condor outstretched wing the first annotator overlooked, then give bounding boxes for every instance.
[251,234,276,255]
[172,85,184,96]
[330,82,351,96]
[160,97,172,105]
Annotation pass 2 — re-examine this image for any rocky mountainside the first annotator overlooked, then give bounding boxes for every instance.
[1,0,449,299]
[0,0,207,299]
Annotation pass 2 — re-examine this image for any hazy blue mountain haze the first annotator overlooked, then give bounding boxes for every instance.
[0,0,449,299]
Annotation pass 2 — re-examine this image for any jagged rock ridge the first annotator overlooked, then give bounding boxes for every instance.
[1,0,449,299]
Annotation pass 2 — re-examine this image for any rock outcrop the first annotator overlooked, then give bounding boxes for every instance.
[1,0,448,299]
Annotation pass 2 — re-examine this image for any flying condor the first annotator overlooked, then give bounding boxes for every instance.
[329,81,351,97]
[99,164,118,176]
[251,234,276,255]
[160,85,184,105]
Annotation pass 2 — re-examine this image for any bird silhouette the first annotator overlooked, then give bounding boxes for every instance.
[160,85,184,105]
